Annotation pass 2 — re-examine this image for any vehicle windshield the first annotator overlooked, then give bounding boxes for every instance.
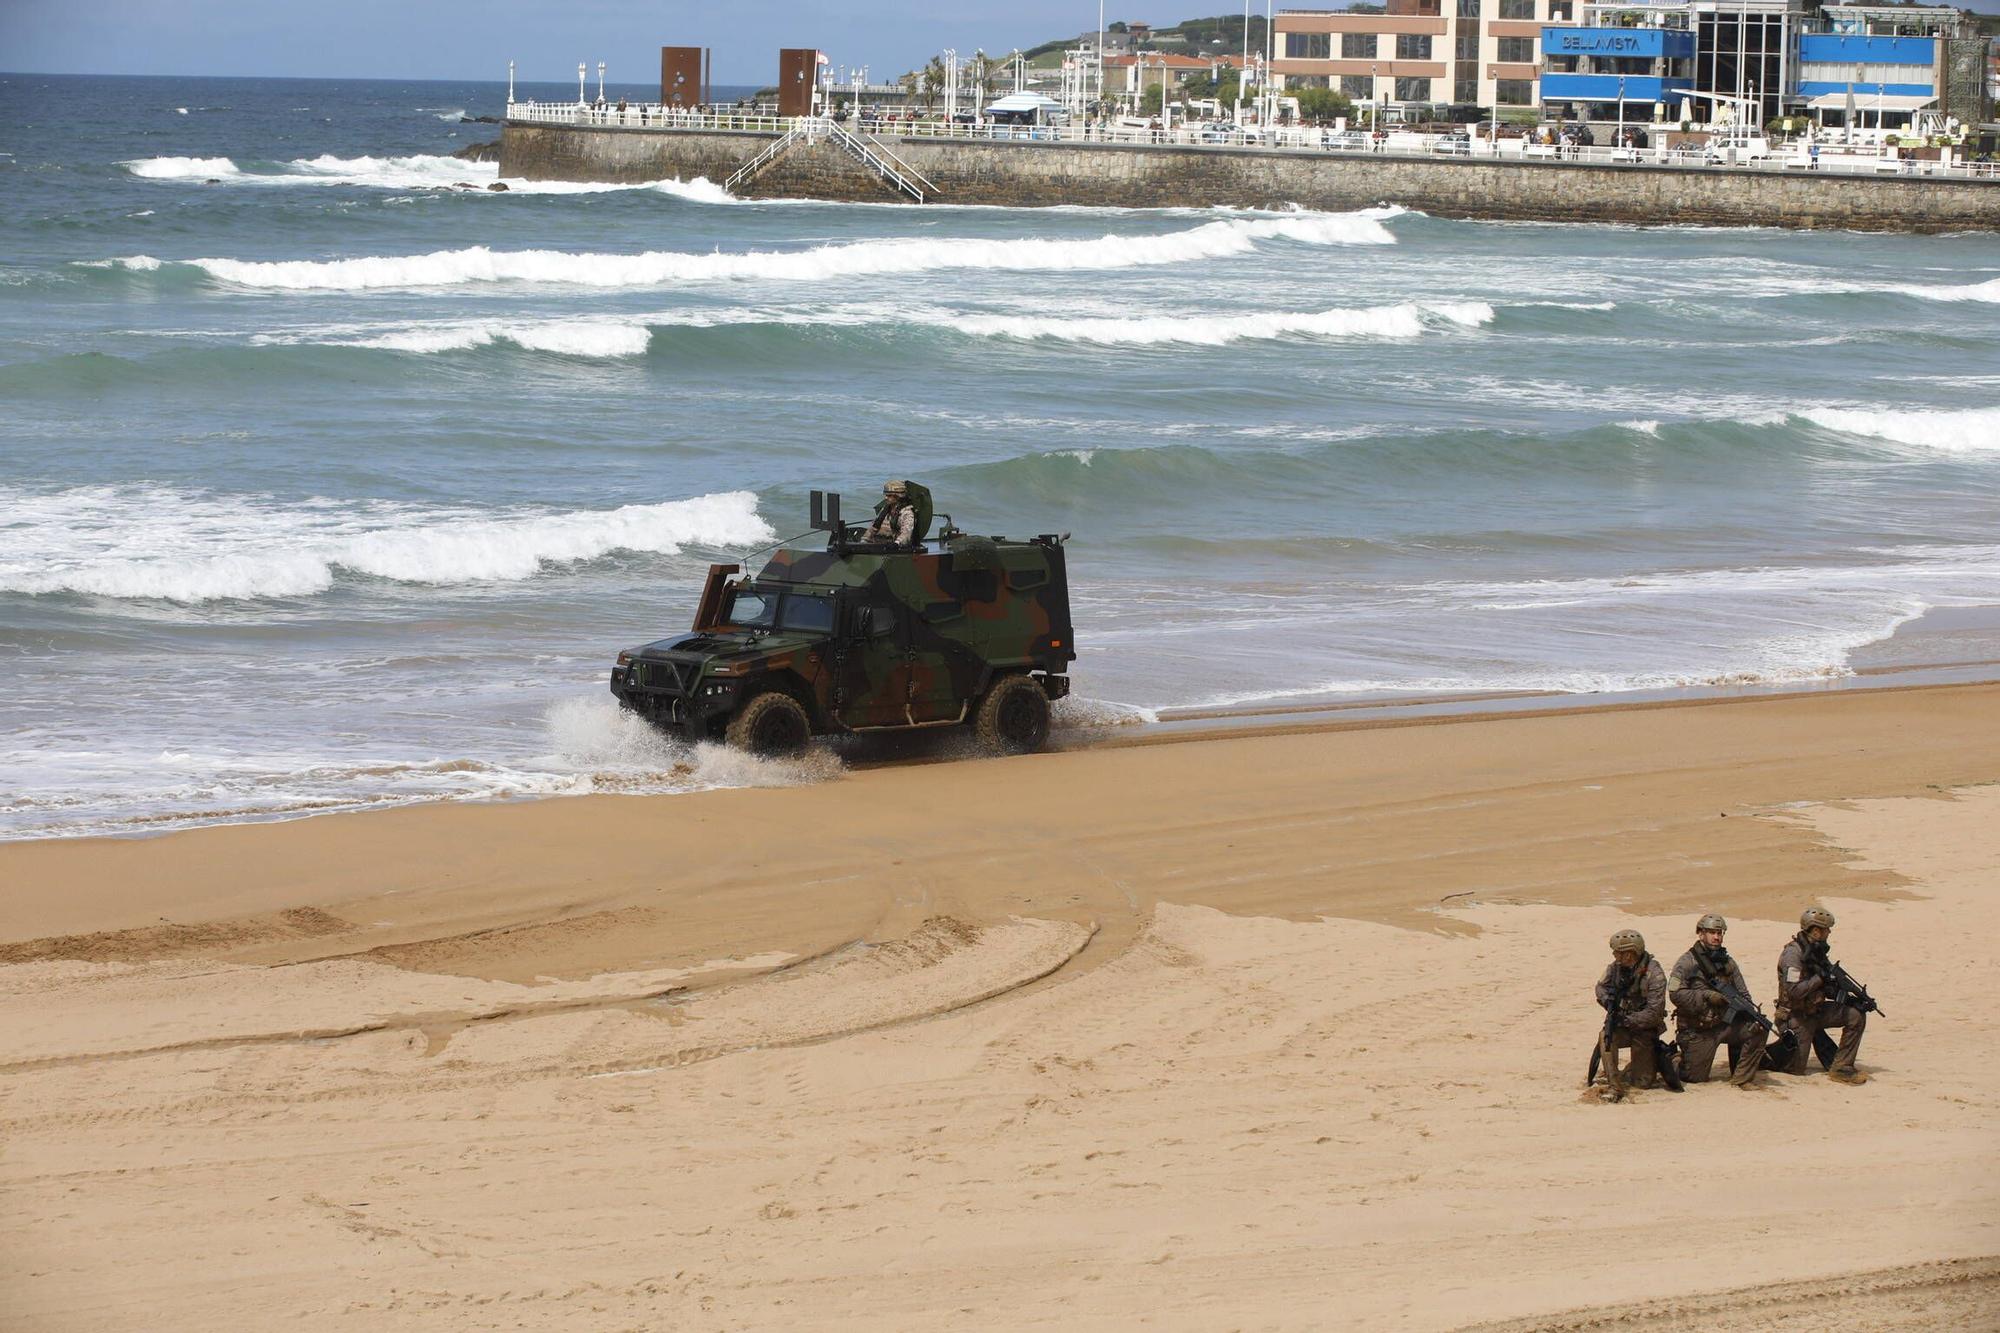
[724,588,777,629]
[780,593,835,633]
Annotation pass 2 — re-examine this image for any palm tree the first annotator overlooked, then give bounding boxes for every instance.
[920,55,947,115]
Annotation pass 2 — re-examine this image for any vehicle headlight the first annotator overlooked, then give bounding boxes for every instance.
[616,652,632,666]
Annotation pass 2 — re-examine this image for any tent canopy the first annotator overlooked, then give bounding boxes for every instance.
[983,91,1066,115]
[1806,92,1934,113]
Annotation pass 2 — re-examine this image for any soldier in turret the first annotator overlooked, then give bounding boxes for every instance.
[864,479,918,548]
[1669,913,1764,1088]
[1595,929,1668,1091]
[1776,906,1869,1083]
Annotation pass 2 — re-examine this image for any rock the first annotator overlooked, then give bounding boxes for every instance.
[452,140,501,164]
[458,114,501,124]
[487,181,509,192]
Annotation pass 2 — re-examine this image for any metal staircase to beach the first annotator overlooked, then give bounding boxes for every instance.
[724,123,807,192]
[823,123,937,203]
[724,119,937,203]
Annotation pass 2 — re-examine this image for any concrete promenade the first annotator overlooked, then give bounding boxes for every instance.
[499,120,2000,232]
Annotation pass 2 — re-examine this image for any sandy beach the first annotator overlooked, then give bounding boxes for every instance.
[3,682,1997,1330]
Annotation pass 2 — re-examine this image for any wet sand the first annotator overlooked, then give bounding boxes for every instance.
[1,683,1996,1329]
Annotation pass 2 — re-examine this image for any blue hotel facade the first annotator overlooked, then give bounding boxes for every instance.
[1538,25,1698,108]
[1535,3,1963,126]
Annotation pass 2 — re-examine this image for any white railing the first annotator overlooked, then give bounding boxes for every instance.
[503,100,2000,183]
[723,123,808,192]
[825,122,937,202]
[507,100,787,134]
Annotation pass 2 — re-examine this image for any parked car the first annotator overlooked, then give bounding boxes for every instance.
[1433,132,1472,155]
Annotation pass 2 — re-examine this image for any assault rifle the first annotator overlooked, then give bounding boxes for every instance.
[1821,957,1884,1018]
[1694,955,1797,1072]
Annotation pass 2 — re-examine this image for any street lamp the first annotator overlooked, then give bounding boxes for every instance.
[507,59,515,107]
[576,61,586,107]
[597,61,606,105]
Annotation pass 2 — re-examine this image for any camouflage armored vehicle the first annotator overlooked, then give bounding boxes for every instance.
[610,484,1075,755]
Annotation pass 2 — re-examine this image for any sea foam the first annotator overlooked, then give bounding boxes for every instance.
[1799,405,2000,455]
[125,156,239,179]
[955,299,1493,346]
[150,210,1399,291]
[0,488,773,603]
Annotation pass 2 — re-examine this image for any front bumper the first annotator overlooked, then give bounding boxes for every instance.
[610,657,738,734]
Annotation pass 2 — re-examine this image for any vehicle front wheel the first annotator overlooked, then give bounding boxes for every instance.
[974,675,1050,754]
[725,690,812,756]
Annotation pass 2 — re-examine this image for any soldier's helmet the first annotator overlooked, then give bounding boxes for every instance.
[882,479,909,498]
[1697,913,1727,933]
[1608,928,1645,955]
[1800,906,1835,931]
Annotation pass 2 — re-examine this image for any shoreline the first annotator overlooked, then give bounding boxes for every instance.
[6,676,1998,973]
[14,600,2000,845]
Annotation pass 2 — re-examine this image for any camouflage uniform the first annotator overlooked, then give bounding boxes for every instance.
[1669,944,1762,1086]
[1775,932,1865,1075]
[865,503,916,547]
[1594,953,1667,1089]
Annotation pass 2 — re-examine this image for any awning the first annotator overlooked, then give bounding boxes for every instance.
[1806,92,1934,113]
[983,91,1066,114]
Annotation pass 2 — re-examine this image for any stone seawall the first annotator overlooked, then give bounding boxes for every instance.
[500,124,2000,232]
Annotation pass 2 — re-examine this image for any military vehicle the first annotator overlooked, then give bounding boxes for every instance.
[610,484,1075,755]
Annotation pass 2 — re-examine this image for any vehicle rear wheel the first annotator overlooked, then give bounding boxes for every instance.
[725,690,812,756]
[974,675,1050,754]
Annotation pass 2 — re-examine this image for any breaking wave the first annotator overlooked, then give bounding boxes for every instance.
[96,208,1399,291]
[1797,405,2000,455]
[955,300,1492,346]
[0,488,773,603]
[118,153,733,196]
[1887,275,2000,304]
[125,156,240,179]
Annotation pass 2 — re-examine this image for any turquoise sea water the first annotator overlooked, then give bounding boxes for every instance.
[4,72,1999,837]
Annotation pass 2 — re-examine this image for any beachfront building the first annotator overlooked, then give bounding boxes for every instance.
[1271,1,1558,115]
[1538,1,1986,131]
[1539,1,1816,128]
[1103,52,1246,99]
[1797,4,1987,131]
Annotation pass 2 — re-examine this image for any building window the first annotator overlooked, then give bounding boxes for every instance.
[1548,2,1573,18]
[1495,78,1534,104]
[1496,36,1535,62]
[1394,76,1432,102]
[1341,74,1374,97]
[1285,32,1332,60]
[1457,0,1482,16]
[1456,33,1479,59]
[1498,0,1535,18]
[1289,74,1331,89]
[1341,32,1377,59]
[1455,78,1479,102]
[1395,34,1434,60]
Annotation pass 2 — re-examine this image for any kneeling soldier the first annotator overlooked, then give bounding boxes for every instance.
[1776,906,1868,1084]
[1669,913,1763,1087]
[1595,929,1668,1092]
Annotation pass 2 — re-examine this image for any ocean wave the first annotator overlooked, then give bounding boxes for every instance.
[125,155,239,179]
[1797,405,2000,455]
[121,152,741,198]
[956,300,1492,346]
[1886,275,2000,304]
[321,319,655,358]
[0,488,772,603]
[107,209,1398,291]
